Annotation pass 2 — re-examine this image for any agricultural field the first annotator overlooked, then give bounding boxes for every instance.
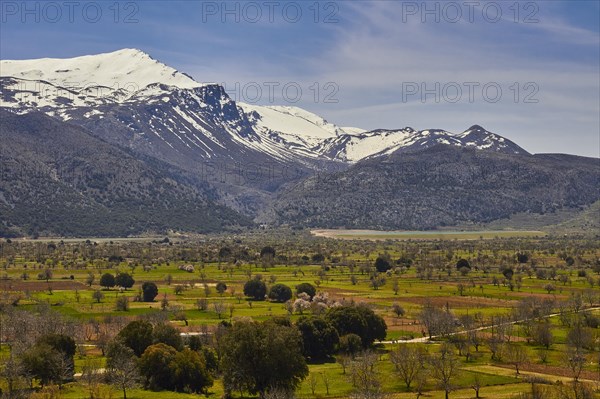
[0,230,599,399]
[310,229,547,240]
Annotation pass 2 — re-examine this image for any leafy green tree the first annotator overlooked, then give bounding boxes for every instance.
[326,306,367,344]
[100,273,116,289]
[21,335,76,386]
[138,344,213,393]
[153,323,183,351]
[188,335,202,351]
[311,253,325,263]
[216,281,228,295]
[338,334,362,357]
[36,333,76,382]
[268,283,293,303]
[221,320,308,397]
[456,259,471,270]
[359,304,387,344]
[296,316,339,360]
[108,255,124,264]
[326,304,387,347]
[21,344,63,386]
[502,268,514,280]
[118,320,154,357]
[244,277,267,300]
[296,282,316,299]
[260,246,276,259]
[37,334,76,359]
[565,256,575,266]
[375,256,391,273]
[115,272,135,289]
[141,281,158,302]
[139,343,178,390]
[218,247,232,261]
[200,346,219,373]
[170,349,213,393]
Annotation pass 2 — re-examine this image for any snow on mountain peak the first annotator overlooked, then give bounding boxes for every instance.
[0,48,529,163]
[238,103,363,148]
[0,48,202,92]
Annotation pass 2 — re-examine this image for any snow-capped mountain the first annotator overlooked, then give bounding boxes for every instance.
[314,125,528,162]
[0,48,528,175]
[2,49,598,236]
[239,105,527,162]
[0,48,202,108]
[239,103,366,159]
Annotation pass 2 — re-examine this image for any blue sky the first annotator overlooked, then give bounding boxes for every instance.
[1,0,599,157]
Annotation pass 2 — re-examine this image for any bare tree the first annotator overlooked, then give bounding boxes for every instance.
[309,373,318,396]
[106,340,140,399]
[506,344,529,376]
[532,321,554,349]
[92,290,104,303]
[81,357,103,399]
[564,347,587,382]
[264,387,296,399]
[567,323,593,351]
[349,351,384,399]
[419,301,456,339]
[322,372,331,396]
[471,373,482,399]
[389,345,425,390]
[413,369,428,399]
[213,300,226,319]
[428,344,460,399]
[338,354,352,375]
[196,298,208,311]
[582,289,597,308]
[0,353,26,395]
[391,303,405,319]
[554,381,595,399]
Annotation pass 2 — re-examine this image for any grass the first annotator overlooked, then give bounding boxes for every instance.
[311,229,547,240]
[1,232,599,398]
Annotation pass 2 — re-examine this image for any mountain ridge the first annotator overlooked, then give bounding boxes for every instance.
[1,49,529,167]
[1,49,596,237]
[265,145,599,230]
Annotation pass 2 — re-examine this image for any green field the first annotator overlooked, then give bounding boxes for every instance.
[1,230,599,398]
[311,229,547,240]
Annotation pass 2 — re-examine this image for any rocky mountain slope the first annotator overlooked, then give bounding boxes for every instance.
[0,110,251,237]
[266,145,599,230]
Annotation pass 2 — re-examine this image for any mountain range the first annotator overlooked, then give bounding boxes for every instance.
[1,49,598,236]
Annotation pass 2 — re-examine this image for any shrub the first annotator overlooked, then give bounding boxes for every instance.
[115,272,135,289]
[100,273,115,289]
[115,296,129,311]
[244,278,267,300]
[141,282,158,302]
[456,259,471,270]
[296,283,316,299]
[268,283,293,303]
[375,256,391,273]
